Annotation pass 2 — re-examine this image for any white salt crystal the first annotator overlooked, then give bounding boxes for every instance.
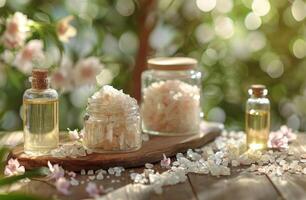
[105,187,114,193]
[108,168,115,175]
[81,169,86,175]
[145,163,154,169]
[96,173,104,180]
[87,170,94,175]
[142,134,150,142]
[231,160,240,167]
[70,178,79,186]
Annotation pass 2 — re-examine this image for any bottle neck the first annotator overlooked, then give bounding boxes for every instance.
[250,94,267,98]
[30,77,50,90]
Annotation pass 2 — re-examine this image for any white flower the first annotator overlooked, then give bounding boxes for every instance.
[56,16,77,42]
[13,40,45,75]
[55,177,70,195]
[2,12,29,49]
[48,161,65,180]
[74,57,104,86]
[4,158,25,176]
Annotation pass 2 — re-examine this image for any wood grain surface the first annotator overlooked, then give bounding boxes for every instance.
[10,122,222,171]
[2,130,306,200]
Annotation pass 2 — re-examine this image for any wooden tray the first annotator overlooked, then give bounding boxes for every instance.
[10,122,222,171]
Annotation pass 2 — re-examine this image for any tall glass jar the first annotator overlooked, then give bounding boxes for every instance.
[246,85,270,150]
[83,99,141,153]
[141,57,202,136]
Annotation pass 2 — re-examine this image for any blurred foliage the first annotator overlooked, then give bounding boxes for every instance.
[0,0,306,131]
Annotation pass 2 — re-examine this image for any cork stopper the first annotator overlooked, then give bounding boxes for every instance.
[248,84,268,97]
[31,69,49,90]
[147,57,197,71]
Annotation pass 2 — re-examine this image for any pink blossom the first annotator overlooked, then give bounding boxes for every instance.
[73,57,104,86]
[55,177,71,195]
[86,182,104,198]
[4,158,25,176]
[280,125,297,141]
[160,154,171,168]
[268,131,289,149]
[48,161,65,180]
[56,16,77,42]
[13,40,45,74]
[50,55,73,91]
[2,12,29,49]
[268,125,297,149]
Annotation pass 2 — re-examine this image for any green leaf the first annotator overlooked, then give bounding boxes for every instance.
[0,168,49,187]
[0,193,45,200]
[0,147,10,174]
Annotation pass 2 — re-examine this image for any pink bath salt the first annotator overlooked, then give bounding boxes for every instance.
[142,80,200,134]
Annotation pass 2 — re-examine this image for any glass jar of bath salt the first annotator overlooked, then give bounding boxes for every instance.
[83,85,142,153]
[141,57,202,136]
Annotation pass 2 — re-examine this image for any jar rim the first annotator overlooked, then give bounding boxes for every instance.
[147,57,197,71]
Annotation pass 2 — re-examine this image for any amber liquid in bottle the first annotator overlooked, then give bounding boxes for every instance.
[23,99,59,155]
[246,109,270,150]
[23,69,59,155]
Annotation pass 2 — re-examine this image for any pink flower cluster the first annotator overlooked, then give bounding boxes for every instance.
[268,125,297,149]
[4,158,25,176]
[0,12,113,90]
[2,12,29,49]
[48,161,71,195]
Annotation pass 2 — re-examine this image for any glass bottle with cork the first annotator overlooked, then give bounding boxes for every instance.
[23,69,59,155]
[246,85,270,150]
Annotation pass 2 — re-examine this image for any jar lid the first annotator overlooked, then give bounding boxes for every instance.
[147,57,197,70]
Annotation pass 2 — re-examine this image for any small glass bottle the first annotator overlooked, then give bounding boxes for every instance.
[246,85,270,150]
[141,57,202,136]
[23,69,59,155]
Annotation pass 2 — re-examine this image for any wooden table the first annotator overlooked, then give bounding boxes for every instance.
[1,131,306,200]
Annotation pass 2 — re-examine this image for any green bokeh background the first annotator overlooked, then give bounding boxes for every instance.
[0,0,306,132]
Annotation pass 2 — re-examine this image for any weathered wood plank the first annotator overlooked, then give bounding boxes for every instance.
[267,134,306,200]
[16,165,196,200]
[188,170,281,200]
